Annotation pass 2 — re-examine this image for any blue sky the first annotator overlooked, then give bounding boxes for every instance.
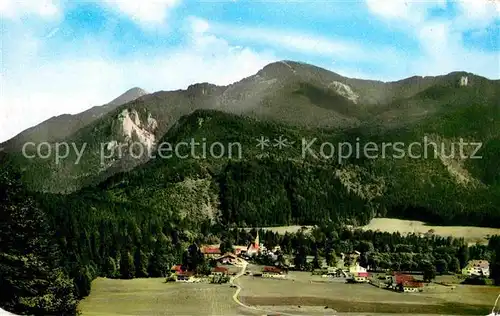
[1,0,499,142]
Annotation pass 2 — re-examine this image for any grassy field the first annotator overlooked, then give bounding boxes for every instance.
[78,278,259,316]
[79,270,499,316]
[360,218,500,245]
[236,270,497,315]
[243,219,500,246]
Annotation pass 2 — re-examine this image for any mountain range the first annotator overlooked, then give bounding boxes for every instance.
[2,60,499,195]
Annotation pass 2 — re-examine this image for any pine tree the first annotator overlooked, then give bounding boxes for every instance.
[0,164,78,315]
[449,257,461,273]
[120,250,135,279]
[457,245,469,269]
[134,248,149,278]
[490,238,500,285]
[103,256,119,278]
[148,233,175,277]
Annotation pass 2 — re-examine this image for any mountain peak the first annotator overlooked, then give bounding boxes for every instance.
[108,87,148,105]
[127,87,148,94]
[256,60,299,78]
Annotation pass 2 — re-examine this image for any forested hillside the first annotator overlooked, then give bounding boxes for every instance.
[1,103,500,314]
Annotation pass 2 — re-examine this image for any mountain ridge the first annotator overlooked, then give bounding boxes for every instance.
[1,87,148,151]
[2,60,498,193]
[2,61,492,150]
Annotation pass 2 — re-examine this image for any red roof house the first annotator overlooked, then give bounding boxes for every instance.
[390,273,424,292]
[262,266,286,278]
[201,245,222,258]
[393,273,415,284]
[263,266,282,273]
[170,264,184,273]
[211,266,229,275]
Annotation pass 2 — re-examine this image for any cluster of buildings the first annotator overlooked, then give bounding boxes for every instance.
[200,232,274,260]
[462,260,490,277]
[169,257,234,283]
[168,233,270,283]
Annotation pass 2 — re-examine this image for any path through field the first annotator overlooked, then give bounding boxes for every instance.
[231,261,308,316]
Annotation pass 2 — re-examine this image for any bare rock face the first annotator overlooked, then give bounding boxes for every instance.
[460,76,469,87]
[116,109,157,150]
[103,109,158,171]
[328,81,359,104]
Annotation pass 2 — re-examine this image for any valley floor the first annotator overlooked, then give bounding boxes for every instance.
[78,278,260,316]
[79,270,498,316]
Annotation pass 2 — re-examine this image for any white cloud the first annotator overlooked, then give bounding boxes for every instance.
[102,0,180,26]
[0,0,59,19]
[211,24,358,57]
[0,21,275,142]
[188,16,210,34]
[412,20,499,77]
[365,0,446,24]
[365,0,499,78]
[202,21,406,67]
[196,20,407,78]
[454,0,500,30]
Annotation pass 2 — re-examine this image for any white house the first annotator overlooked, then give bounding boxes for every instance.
[262,266,287,279]
[349,263,367,274]
[462,260,490,277]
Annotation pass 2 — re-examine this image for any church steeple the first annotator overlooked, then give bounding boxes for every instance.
[255,231,259,247]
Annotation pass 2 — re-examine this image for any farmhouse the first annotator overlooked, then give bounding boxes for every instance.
[350,271,369,283]
[211,266,229,276]
[175,270,194,282]
[388,273,424,292]
[349,263,367,274]
[214,253,244,266]
[170,264,184,274]
[262,266,287,279]
[390,273,413,286]
[399,280,424,293]
[462,260,490,277]
[201,245,222,259]
[215,253,237,264]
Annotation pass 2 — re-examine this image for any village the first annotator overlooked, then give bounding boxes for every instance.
[166,231,493,295]
[79,229,500,316]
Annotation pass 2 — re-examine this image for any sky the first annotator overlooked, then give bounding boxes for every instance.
[0,0,499,142]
